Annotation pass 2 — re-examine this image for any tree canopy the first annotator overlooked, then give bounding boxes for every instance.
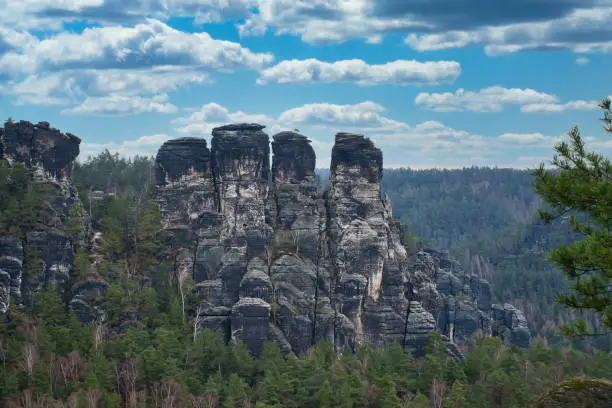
[533,97,612,337]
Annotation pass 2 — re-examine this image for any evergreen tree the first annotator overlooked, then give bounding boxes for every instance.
[533,97,612,336]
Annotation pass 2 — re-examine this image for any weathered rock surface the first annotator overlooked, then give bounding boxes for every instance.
[0,120,85,314]
[536,378,612,408]
[156,125,532,357]
[426,248,531,348]
[69,279,108,324]
[491,303,531,348]
[0,237,23,313]
[0,118,532,355]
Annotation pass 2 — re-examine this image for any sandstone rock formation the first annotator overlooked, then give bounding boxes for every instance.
[0,118,531,358]
[0,120,83,313]
[156,125,532,357]
[428,248,531,348]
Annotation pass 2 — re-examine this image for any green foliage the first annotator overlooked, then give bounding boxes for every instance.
[65,201,85,242]
[72,249,91,280]
[0,160,50,237]
[2,137,612,407]
[377,153,607,350]
[2,280,612,408]
[533,98,612,336]
[73,149,155,199]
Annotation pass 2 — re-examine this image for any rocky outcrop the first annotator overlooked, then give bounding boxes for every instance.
[0,120,84,314]
[328,133,417,351]
[491,303,531,348]
[68,279,108,324]
[0,118,532,356]
[1,121,80,180]
[0,237,23,313]
[536,378,612,408]
[426,248,531,348]
[156,125,532,357]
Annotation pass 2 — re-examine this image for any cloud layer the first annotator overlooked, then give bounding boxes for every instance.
[2,1,610,54]
[415,86,600,113]
[0,19,272,114]
[257,58,461,86]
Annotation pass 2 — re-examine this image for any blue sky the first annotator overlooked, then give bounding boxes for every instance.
[0,1,610,168]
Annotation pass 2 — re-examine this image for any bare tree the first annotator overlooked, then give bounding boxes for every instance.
[152,379,181,408]
[65,393,78,408]
[85,388,102,408]
[201,395,219,408]
[193,304,203,343]
[116,358,138,408]
[20,343,38,375]
[20,389,33,408]
[52,352,84,389]
[174,249,193,317]
[93,323,108,352]
[430,378,447,408]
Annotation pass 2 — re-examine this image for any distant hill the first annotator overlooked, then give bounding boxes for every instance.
[372,167,608,351]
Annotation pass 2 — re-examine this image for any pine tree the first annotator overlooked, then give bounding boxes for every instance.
[533,97,612,336]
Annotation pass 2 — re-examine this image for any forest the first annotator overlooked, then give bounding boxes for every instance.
[0,134,611,407]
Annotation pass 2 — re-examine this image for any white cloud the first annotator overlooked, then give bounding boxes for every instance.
[498,132,557,145]
[2,1,610,56]
[0,19,273,75]
[277,101,408,131]
[0,27,37,54]
[404,7,612,55]
[82,99,611,169]
[0,0,258,30]
[576,57,590,65]
[8,68,210,105]
[415,86,559,112]
[520,100,600,113]
[79,134,172,160]
[257,58,461,86]
[172,102,276,136]
[0,19,273,112]
[62,94,178,115]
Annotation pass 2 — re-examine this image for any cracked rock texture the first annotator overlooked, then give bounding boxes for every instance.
[0,119,531,356]
[156,125,532,357]
[0,121,85,314]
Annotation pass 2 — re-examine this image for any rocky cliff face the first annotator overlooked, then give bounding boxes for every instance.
[427,248,531,348]
[156,125,532,357]
[0,120,83,314]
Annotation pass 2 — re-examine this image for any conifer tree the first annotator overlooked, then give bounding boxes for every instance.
[534,97,612,336]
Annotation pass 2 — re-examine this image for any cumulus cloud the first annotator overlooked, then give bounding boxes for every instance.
[172,102,276,136]
[404,7,612,55]
[0,19,273,75]
[257,58,461,86]
[8,68,210,106]
[86,99,609,169]
[0,0,256,30]
[167,100,484,167]
[0,19,272,112]
[497,132,558,145]
[79,134,172,160]
[520,100,600,113]
[62,94,178,115]
[0,27,36,56]
[235,0,612,55]
[415,86,558,112]
[2,1,610,55]
[277,101,409,131]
